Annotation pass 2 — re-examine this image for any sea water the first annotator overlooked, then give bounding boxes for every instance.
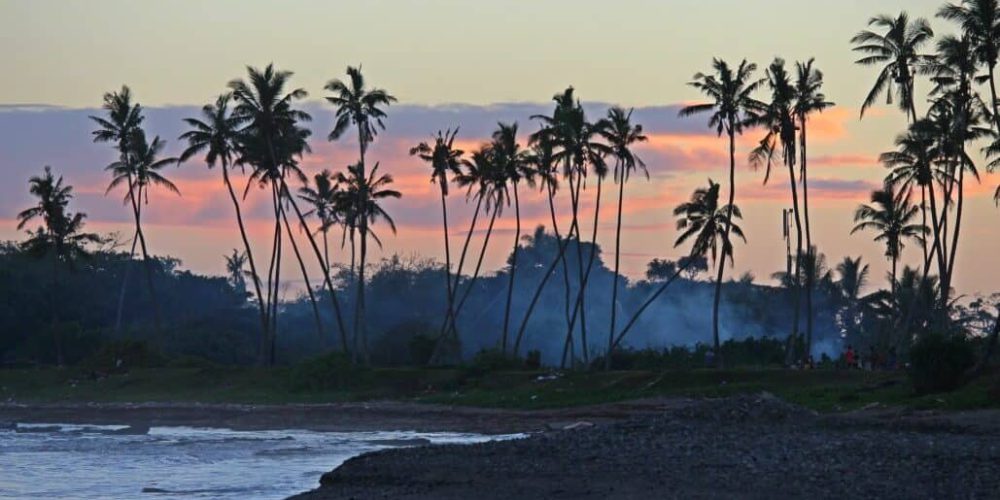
[0,422,519,499]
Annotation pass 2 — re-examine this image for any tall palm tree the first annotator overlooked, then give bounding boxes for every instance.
[18,167,101,364]
[230,64,349,360]
[938,0,1000,132]
[750,58,805,359]
[672,179,746,364]
[89,86,150,334]
[599,106,647,369]
[490,122,535,355]
[410,129,465,345]
[104,128,179,336]
[834,256,871,346]
[851,12,935,121]
[680,58,764,364]
[531,88,609,364]
[325,66,396,360]
[335,162,401,361]
[179,93,269,351]
[851,184,926,296]
[224,249,249,298]
[794,58,835,360]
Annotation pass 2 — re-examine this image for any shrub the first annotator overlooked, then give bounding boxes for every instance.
[289,352,361,391]
[908,332,975,394]
[80,339,165,371]
[463,348,522,377]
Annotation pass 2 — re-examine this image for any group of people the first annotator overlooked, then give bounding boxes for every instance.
[843,345,897,371]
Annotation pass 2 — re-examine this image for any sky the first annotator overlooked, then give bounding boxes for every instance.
[1,0,998,297]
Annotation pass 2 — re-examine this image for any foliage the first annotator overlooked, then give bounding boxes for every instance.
[289,352,362,391]
[909,332,975,394]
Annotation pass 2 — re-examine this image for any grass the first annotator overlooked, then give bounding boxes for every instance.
[0,365,997,413]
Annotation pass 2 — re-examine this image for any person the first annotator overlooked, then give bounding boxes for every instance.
[886,347,897,370]
[845,345,856,369]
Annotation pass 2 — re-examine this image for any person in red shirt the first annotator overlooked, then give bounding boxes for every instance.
[845,345,856,369]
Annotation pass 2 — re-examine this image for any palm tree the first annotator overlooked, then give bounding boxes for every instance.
[938,0,1000,132]
[835,256,871,346]
[335,162,401,361]
[489,122,535,355]
[794,58,835,360]
[851,184,926,295]
[230,63,348,360]
[224,249,249,298]
[18,166,101,364]
[104,128,179,336]
[298,170,341,271]
[599,106,647,369]
[179,93,269,352]
[851,12,935,121]
[750,58,805,360]
[325,66,396,360]
[680,58,764,365]
[89,86,149,335]
[410,129,465,345]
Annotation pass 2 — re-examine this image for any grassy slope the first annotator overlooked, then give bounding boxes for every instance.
[0,366,997,412]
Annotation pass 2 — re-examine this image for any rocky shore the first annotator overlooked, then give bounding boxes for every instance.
[291,394,1000,499]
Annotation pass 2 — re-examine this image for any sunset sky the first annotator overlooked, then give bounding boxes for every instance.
[1,0,997,297]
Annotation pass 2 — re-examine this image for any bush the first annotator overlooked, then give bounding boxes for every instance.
[463,348,523,377]
[289,352,361,391]
[909,332,975,394]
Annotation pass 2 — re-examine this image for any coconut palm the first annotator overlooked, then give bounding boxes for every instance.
[335,162,401,362]
[938,0,1000,132]
[851,184,927,295]
[325,66,396,360]
[750,58,805,359]
[298,170,341,271]
[489,122,535,354]
[851,12,935,121]
[410,129,465,344]
[104,128,179,336]
[599,106,648,369]
[179,93,269,349]
[680,58,764,364]
[794,58,835,359]
[224,249,249,298]
[89,86,150,334]
[18,167,101,364]
[230,63,348,360]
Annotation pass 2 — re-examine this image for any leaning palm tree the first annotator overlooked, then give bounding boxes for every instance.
[490,122,535,354]
[18,166,101,364]
[325,65,396,359]
[410,129,464,343]
[335,162,401,362]
[179,93,269,350]
[851,184,927,297]
[89,86,148,335]
[938,0,1000,131]
[104,128,179,335]
[599,106,647,369]
[230,63,349,360]
[851,12,935,121]
[794,58,835,359]
[680,58,764,363]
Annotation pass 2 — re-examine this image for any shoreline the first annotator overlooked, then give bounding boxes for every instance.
[0,397,697,434]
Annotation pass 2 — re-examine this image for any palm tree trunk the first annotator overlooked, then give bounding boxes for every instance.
[450,207,498,334]
[269,183,283,365]
[800,118,814,362]
[786,158,804,363]
[113,232,139,336]
[607,167,627,370]
[126,181,163,337]
[989,64,1000,133]
[280,203,324,342]
[437,189,457,347]
[611,259,693,352]
[501,181,522,354]
[562,175,604,363]
[712,128,738,367]
[943,159,966,309]
[50,252,63,366]
[356,216,369,364]
[566,171,590,365]
[222,164,269,354]
[441,195,482,341]
[920,185,929,265]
